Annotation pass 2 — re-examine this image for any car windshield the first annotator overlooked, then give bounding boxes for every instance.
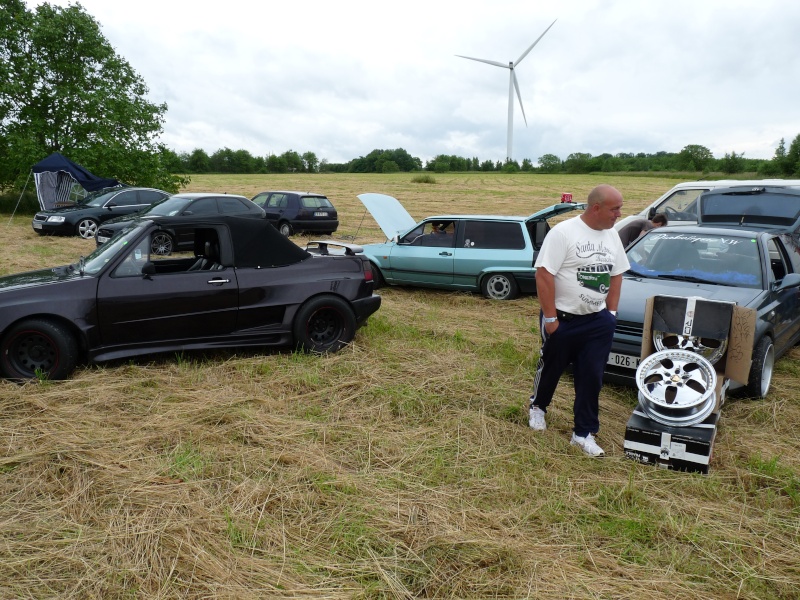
[81,223,144,274]
[626,231,762,289]
[301,196,333,209]
[140,196,192,216]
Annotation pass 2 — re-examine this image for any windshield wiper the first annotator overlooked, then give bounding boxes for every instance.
[656,274,717,285]
[626,268,650,277]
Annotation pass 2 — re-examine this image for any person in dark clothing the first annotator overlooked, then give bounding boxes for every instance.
[617,213,668,248]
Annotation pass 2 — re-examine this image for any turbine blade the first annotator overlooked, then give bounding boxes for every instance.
[514,18,557,66]
[456,54,510,69]
[512,71,527,126]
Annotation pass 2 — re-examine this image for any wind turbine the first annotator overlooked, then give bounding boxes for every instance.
[457,19,557,162]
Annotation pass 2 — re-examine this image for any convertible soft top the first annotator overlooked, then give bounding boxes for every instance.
[144,215,312,268]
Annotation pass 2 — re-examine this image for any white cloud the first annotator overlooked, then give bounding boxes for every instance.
[29,0,800,163]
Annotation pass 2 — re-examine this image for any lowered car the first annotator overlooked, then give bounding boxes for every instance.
[250,190,338,236]
[95,193,266,255]
[355,193,585,300]
[32,186,170,238]
[0,215,380,380]
[604,223,800,398]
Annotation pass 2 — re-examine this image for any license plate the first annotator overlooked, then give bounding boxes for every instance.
[314,212,327,217]
[607,352,640,369]
[33,222,42,229]
[96,235,109,243]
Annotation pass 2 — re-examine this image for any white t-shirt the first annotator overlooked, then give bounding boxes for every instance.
[534,216,631,315]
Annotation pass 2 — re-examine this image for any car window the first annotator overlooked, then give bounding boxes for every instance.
[783,234,800,274]
[401,221,455,247]
[251,193,268,207]
[628,231,762,288]
[767,238,791,282]
[139,190,167,205]
[187,198,218,215]
[109,190,137,206]
[464,221,525,250]
[656,189,705,221]
[267,194,286,209]
[112,237,150,278]
[219,197,248,213]
[144,196,192,216]
[300,196,333,209]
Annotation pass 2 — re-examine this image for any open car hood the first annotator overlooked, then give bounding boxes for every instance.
[357,193,417,241]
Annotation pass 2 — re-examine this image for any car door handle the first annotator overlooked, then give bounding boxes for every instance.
[439,252,452,256]
[207,278,230,285]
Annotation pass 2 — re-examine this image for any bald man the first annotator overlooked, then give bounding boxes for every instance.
[527,184,631,457]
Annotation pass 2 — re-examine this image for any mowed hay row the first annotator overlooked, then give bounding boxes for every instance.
[2,173,800,599]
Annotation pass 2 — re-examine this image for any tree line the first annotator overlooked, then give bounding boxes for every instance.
[168,138,800,178]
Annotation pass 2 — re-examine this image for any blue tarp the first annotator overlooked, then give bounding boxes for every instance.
[31,152,120,210]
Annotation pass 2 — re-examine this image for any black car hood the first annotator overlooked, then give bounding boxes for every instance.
[38,203,95,216]
[618,275,763,322]
[0,265,82,291]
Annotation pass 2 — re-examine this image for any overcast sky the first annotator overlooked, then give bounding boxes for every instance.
[30,0,800,164]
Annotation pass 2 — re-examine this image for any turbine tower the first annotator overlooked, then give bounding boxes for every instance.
[457,19,557,162]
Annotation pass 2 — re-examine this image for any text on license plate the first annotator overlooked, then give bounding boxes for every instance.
[314,212,327,217]
[607,352,640,369]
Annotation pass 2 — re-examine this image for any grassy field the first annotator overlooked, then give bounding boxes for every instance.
[2,173,799,599]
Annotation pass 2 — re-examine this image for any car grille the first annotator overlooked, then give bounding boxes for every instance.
[615,320,644,338]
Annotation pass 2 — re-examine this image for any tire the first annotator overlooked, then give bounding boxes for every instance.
[150,232,174,256]
[370,262,385,289]
[0,320,79,380]
[746,336,774,399]
[278,222,293,237]
[481,273,519,300]
[76,218,99,239]
[293,295,357,353]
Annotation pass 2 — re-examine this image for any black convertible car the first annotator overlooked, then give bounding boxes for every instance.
[0,216,380,380]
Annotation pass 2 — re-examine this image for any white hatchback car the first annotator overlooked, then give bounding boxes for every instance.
[615,179,800,232]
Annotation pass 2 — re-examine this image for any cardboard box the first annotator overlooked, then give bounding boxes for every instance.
[640,295,756,386]
[623,408,719,474]
[625,295,755,473]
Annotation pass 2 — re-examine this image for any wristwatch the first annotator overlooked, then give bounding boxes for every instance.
[543,315,558,323]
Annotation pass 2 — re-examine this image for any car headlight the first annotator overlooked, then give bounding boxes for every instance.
[47,216,66,223]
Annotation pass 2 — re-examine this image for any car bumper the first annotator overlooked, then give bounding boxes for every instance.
[352,294,381,326]
[293,219,339,232]
[32,221,72,235]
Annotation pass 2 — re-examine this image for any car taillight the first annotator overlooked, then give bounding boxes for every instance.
[363,262,373,282]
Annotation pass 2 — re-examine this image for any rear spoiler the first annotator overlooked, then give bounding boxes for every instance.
[305,240,364,256]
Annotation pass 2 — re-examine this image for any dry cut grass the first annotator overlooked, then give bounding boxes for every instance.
[1,173,800,599]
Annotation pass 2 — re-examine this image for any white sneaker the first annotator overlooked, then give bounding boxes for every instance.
[529,406,546,431]
[570,433,605,457]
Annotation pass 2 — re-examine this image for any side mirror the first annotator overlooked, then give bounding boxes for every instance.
[776,272,800,291]
[141,261,156,276]
[105,202,117,209]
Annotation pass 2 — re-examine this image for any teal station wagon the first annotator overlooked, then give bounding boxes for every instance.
[357,193,585,300]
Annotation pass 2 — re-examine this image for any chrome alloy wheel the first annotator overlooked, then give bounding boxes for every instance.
[636,349,718,426]
[652,330,727,366]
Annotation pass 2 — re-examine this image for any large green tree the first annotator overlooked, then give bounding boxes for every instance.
[0,0,185,192]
